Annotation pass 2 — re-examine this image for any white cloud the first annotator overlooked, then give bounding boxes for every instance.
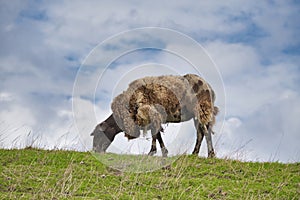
[205,41,261,79]
[0,104,36,128]
[0,92,14,102]
[0,104,36,148]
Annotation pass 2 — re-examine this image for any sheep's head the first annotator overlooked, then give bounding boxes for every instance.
[91,122,116,153]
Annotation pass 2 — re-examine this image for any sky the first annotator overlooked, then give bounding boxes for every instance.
[0,0,299,163]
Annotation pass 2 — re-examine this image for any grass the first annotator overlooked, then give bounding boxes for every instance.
[0,148,299,199]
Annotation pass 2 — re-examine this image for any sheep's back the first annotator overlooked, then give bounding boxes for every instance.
[128,75,194,122]
[111,74,216,137]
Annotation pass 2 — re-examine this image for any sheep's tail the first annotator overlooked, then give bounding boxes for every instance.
[213,106,219,116]
[193,88,215,125]
[208,106,219,135]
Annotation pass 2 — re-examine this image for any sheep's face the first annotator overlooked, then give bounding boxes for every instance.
[91,122,114,153]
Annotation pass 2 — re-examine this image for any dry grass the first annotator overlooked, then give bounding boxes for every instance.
[0,148,299,199]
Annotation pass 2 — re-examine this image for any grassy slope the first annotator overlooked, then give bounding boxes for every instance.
[0,149,299,199]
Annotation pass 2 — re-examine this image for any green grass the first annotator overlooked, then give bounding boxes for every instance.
[0,148,299,199]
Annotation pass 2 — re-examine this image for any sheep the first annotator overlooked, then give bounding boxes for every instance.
[91,74,218,158]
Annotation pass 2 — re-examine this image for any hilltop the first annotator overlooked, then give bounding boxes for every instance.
[0,148,299,199]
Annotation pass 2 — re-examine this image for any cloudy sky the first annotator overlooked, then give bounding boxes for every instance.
[0,1,299,163]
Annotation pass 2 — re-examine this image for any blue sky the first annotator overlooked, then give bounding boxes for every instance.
[0,1,299,162]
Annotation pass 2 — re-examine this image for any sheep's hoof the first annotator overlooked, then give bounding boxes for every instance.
[192,150,199,155]
[208,151,215,158]
[162,148,168,157]
[148,150,157,156]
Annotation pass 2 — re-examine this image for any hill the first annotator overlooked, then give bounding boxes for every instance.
[0,148,299,199]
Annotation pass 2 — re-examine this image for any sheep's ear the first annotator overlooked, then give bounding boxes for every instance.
[90,132,94,136]
[100,122,109,131]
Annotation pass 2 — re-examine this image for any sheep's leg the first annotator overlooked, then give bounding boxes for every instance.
[203,124,215,158]
[148,134,157,156]
[157,132,168,157]
[192,119,204,155]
